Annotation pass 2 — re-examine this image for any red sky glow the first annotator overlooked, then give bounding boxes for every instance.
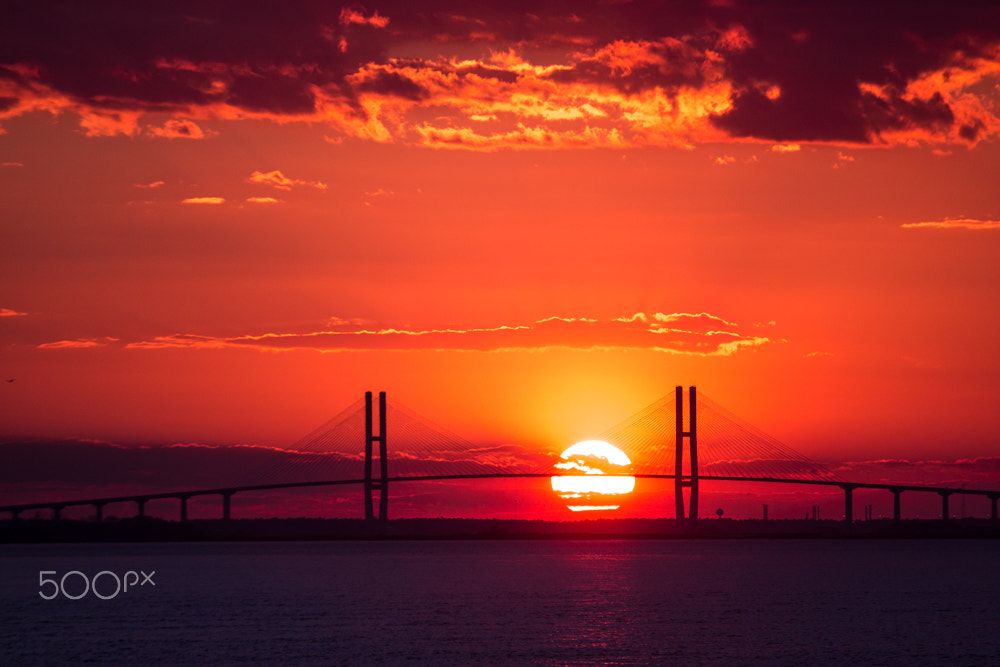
[2,1,999,519]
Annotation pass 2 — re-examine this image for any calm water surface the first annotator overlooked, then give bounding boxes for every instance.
[1,539,997,665]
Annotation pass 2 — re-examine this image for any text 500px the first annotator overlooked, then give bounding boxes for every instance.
[38,570,155,600]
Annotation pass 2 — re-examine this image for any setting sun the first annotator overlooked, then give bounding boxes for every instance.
[551,440,636,511]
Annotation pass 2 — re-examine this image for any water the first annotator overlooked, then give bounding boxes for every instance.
[1,540,998,665]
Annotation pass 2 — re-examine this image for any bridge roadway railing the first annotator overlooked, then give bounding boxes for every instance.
[2,474,998,522]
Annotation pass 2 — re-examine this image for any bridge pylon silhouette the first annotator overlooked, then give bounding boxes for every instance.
[364,391,388,522]
[675,386,698,522]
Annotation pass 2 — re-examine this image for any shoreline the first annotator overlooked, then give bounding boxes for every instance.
[3,516,1000,542]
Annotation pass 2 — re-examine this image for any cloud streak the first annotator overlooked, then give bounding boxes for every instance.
[37,337,118,349]
[181,196,225,205]
[901,218,1000,230]
[248,170,328,190]
[121,312,776,355]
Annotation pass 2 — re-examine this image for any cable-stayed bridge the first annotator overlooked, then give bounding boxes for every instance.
[3,388,998,523]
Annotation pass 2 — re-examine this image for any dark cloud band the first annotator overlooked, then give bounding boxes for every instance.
[2,1,998,146]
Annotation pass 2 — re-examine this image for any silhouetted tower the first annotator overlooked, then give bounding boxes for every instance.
[675,386,699,521]
[364,391,388,522]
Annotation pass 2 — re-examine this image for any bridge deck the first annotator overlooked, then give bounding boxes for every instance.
[2,473,997,514]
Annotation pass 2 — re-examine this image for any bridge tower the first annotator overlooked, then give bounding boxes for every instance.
[364,391,389,522]
[674,385,699,521]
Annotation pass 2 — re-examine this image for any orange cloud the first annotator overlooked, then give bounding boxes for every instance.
[248,170,328,190]
[339,7,389,28]
[246,196,280,204]
[135,180,165,188]
[901,218,1000,230]
[146,119,209,139]
[78,111,141,137]
[770,143,801,152]
[535,316,599,324]
[0,308,27,317]
[345,46,736,150]
[37,337,118,349]
[616,312,738,328]
[586,39,671,76]
[716,25,753,52]
[832,152,855,168]
[125,312,775,356]
[861,48,1000,147]
[181,197,225,204]
[414,124,629,151]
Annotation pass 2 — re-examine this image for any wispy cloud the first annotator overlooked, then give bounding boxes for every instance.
[535,316,599,324]
[901,218,1000,230]
[248,170,327,190]
[832,151,855,169]
[614,312,738,328]
[146,119,209,139]
[770,143,801,153]
[37,337,118,349]
[125,312,776,356]
[246,196,280,204]
[181,196,225,205]
[363,188,394,206]
[339,7,389,29]
[0,308,27,317]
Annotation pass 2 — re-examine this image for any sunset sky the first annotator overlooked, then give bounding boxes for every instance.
[2,1,999,518]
